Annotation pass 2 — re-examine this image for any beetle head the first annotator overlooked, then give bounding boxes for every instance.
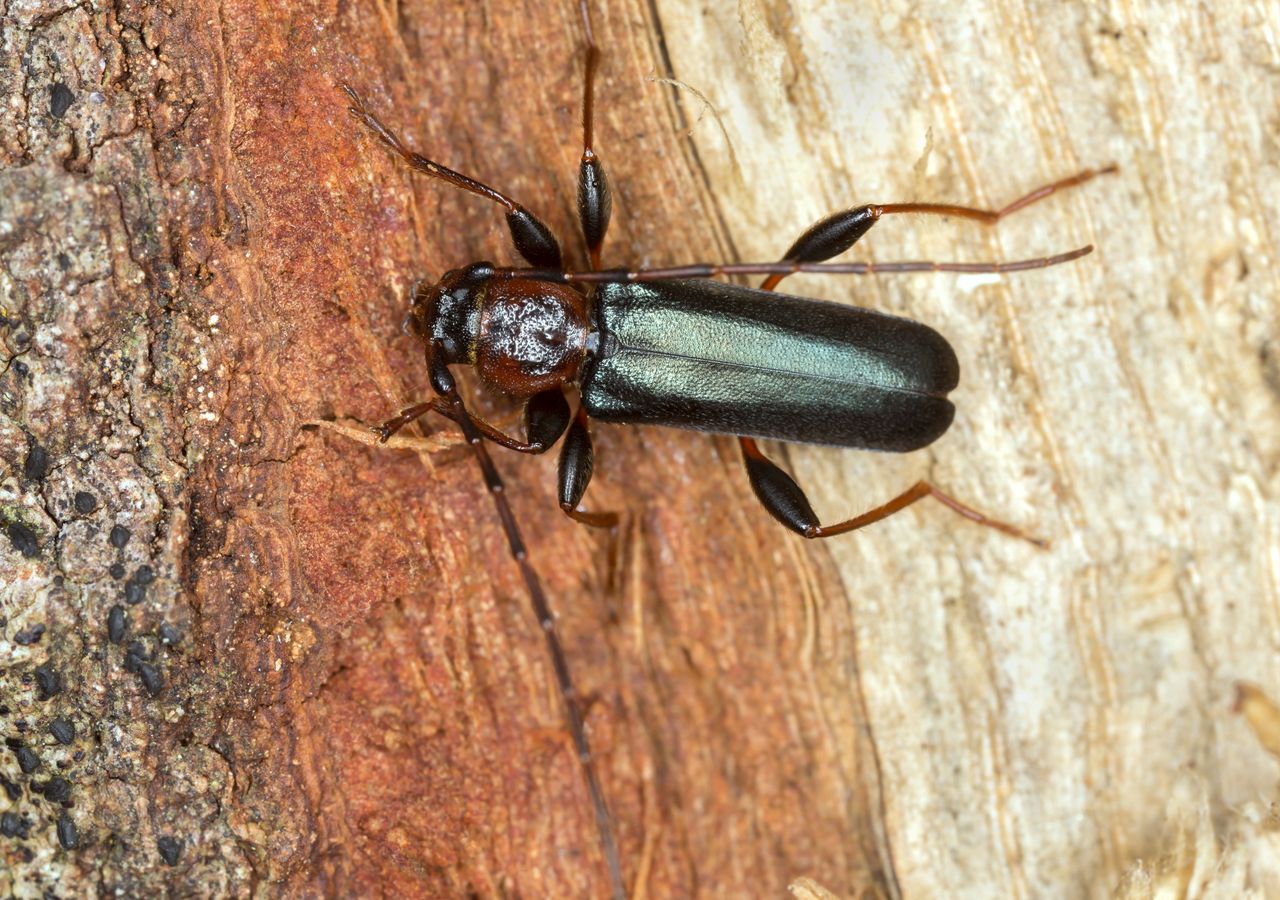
[412,262,494,365]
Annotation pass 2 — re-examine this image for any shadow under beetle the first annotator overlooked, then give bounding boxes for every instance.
[342,1,1112,895]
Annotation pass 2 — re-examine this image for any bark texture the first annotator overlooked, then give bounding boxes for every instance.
[1,0,1277,897]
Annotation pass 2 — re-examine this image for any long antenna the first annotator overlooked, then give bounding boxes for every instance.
[495,245,1094,283]
[442,393,626,899]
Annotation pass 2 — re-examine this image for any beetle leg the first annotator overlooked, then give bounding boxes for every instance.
[576,0,612,270]
[739,438,1046,547]
[372,401,439,443]
[444,390,572,455]
[523,389,574,451]
[558,407,619,528]
[306,418,464,454]
[422,343,624,900]
[341,84,563,269]
[740,253,1047,545]
[874,165,1118,227]
[375,390,570,455]
[761,165,1117,291]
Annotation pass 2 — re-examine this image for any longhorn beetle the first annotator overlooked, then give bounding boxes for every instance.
[342,1,1111,895]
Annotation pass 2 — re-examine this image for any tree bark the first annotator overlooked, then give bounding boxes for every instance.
[1,1,1277,897]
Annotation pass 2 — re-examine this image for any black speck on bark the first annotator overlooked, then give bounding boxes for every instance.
[123,576,147,605]
[48,719,75,745]
[43,776,72,803]
[23,443,49,482]
[34,665,62,700]
[107,605,126,644]
[50,83,74,119]
[157,834,182,865]
[56,814,78,850]
[137,663,163,698]
[13,624,46,645]
[6,522,40,558]
[15,746,41,774]
[1,811,30,839]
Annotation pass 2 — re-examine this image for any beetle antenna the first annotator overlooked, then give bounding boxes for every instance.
[497,244,1095,283]
[445,398,626,899]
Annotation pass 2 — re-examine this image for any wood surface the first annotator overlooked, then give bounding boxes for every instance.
[1,0,1277,897]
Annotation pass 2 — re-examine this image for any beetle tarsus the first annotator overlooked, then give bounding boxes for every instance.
[743,440,1049,546]
[561,502,620,529]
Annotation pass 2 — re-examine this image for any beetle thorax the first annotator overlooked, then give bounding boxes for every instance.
[473,279,591,397]
[417,265,591,398]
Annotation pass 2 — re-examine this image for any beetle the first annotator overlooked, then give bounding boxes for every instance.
[341,1,1111,894]
[341,95,1110,544]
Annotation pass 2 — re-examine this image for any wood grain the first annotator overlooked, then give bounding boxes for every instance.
[1,0,1276,897]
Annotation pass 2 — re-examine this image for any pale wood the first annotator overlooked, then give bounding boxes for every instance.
[645,0,1280,896]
